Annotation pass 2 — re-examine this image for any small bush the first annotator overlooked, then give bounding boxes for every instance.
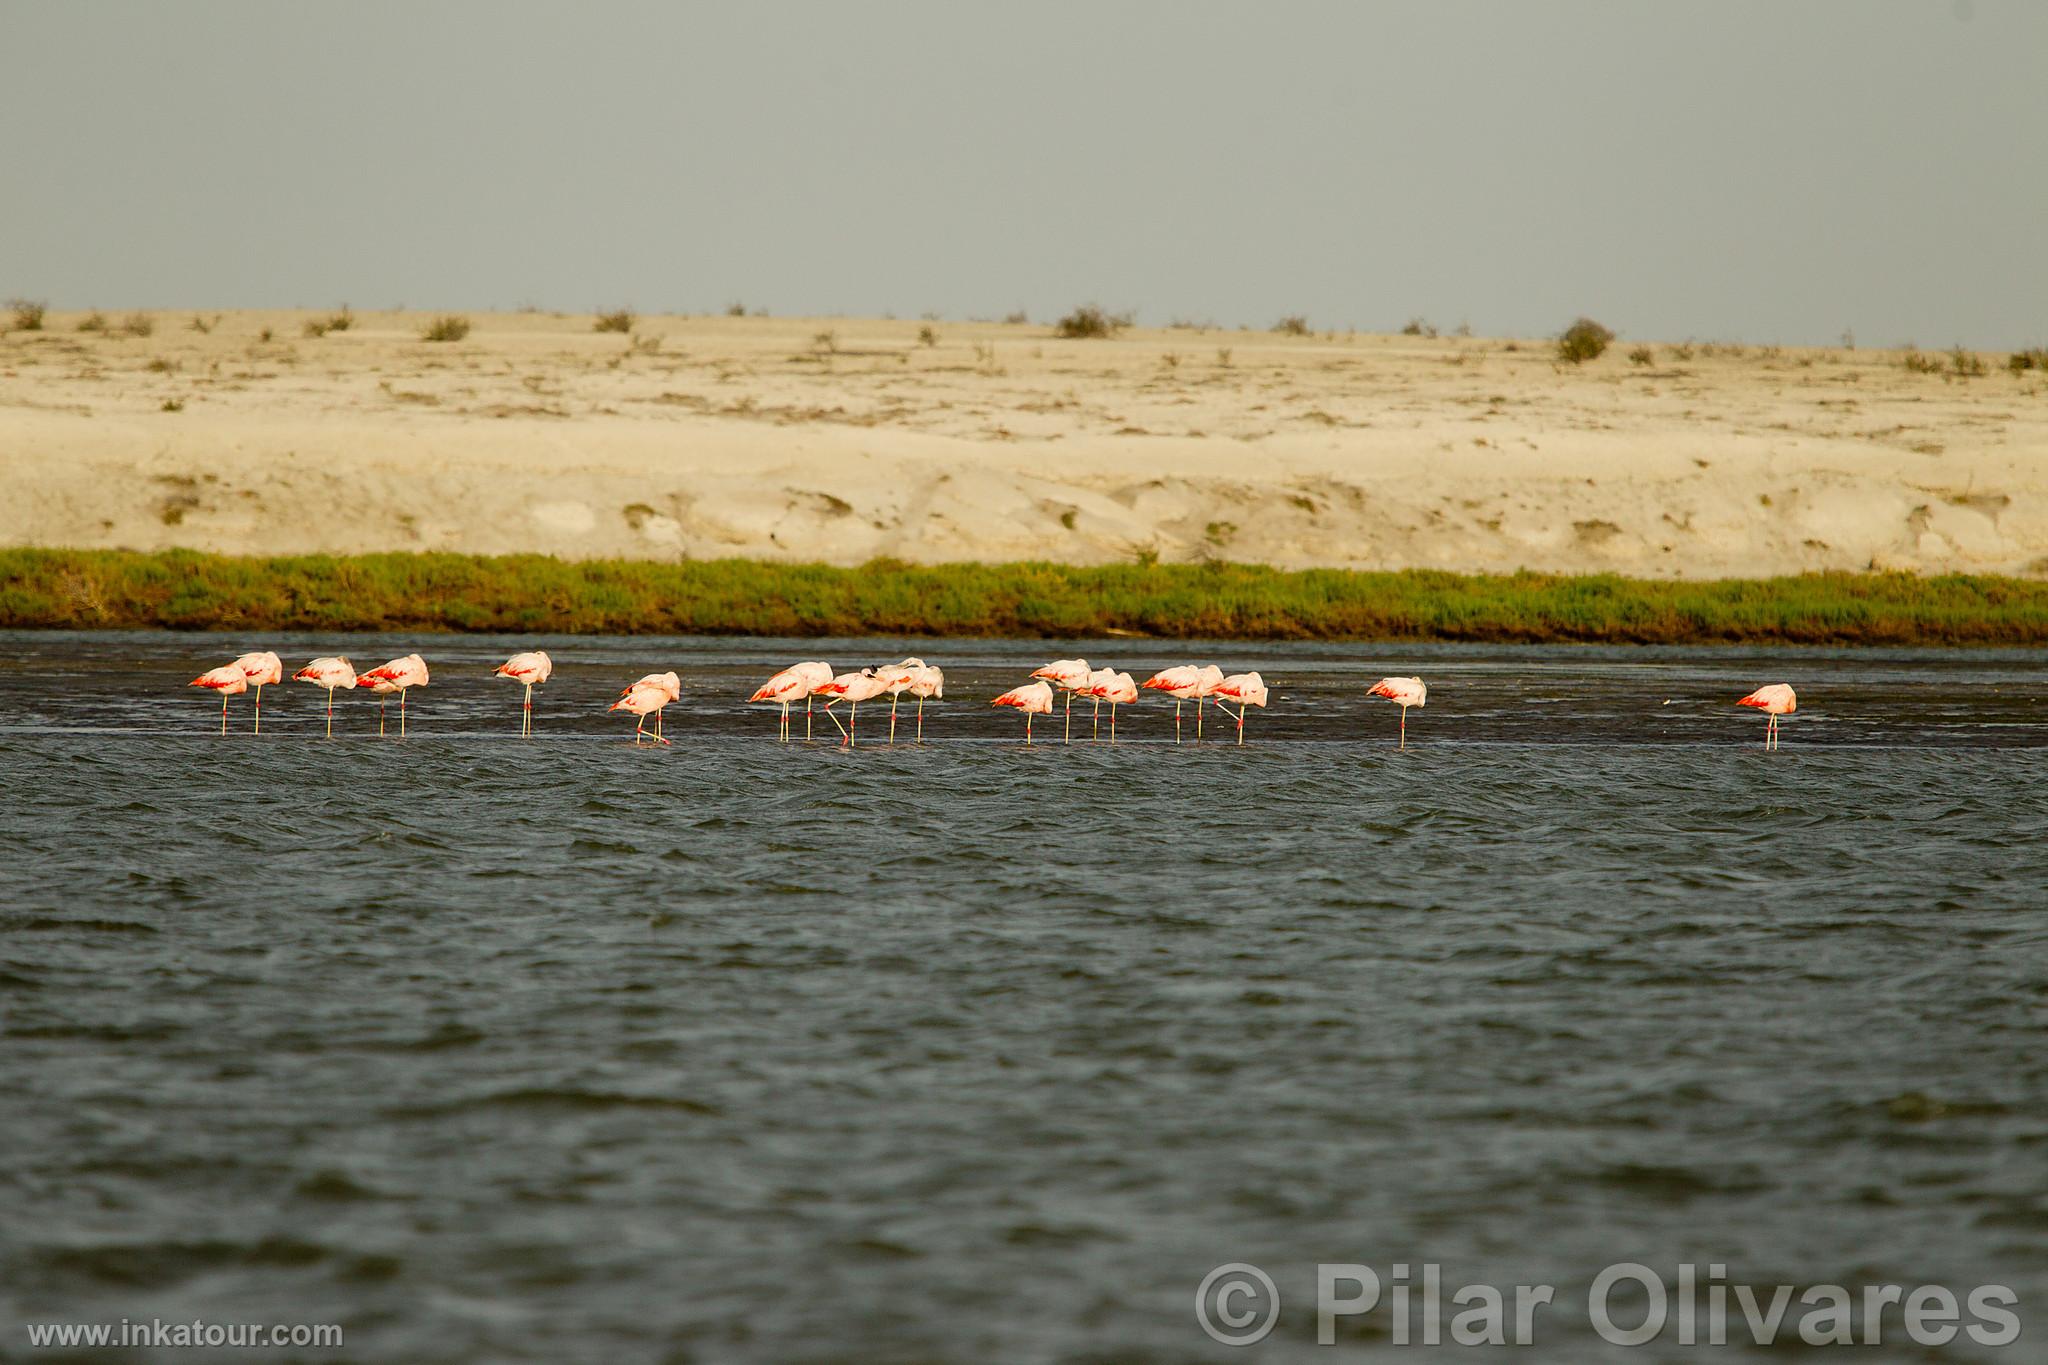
[1002,310,1029,325]
[187,314,216,334]
[7,298,46,331]
[917,325,938,347]
[594,309,635,333]
[1901,350,1944,375]
[1401,317,1437,337]
[120,312,155,338]
[77,311,108,333]
[1054,305,1129,339]
[257,327,274,342]
[1628,345,1654,367]
[420,315,470,342]
[1949,346,1986,378]
[2009,348,2048,374]
[1272,315,1310,337]
[303,307,353,338]
[1669,341,1695,361]
[1556,317,1614,364]
[725,301,748,317]
[160,398,184,412]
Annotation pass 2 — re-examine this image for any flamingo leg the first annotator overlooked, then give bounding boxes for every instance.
[827,703,849,743]
[219,692,228,735]
[253,683,262,735]
[1399,705,1408,750]
[1064,692,1072,744]
[1110,701,1118,744]
[850,701,857,748]
[380,696,387,737]
[807,695,814,742]
[1174,698,1182,743]
[780,701,790,742]
[1026,712,1033,746]
[522,682,533,737]
[917,694,925,744]
[401,689,408,737]
[1092,697,1101,742]
[326,686,335,738]
[890,694,899,744]
[1196,699,1204,742]
[1236,703,1245,745]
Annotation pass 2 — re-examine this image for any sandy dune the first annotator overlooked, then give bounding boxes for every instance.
[4,309,2045,577]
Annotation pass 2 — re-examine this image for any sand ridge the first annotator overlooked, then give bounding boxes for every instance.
[4,310,2045,576]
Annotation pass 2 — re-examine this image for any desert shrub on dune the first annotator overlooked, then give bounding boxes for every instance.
[1273,315,1311,336]
[1054,305,1130,339]
[1556,317,1614,364]
[7,298,46,331]
[120,312,155,338]
[2009,347,2048,374]
[420,315,471,342]
[594,309,635,333]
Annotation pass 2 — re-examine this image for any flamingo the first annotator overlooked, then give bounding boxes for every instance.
[1088,669,1140,742]
[232,651,282,733]
[1030,658,1092,743]
[907,663,944,743]
[293,656,358,737]
[494,651,553,737]
[876,657,927,743]
[1211,671,1269,745]
[1077,666,1121,741]
[1191,664,1225,741]
[610,671,680,744]
[1142,665,1204,743]
[189,664,248,733]
[356,654,429,736]
[814,668,888,746]
[1738,683,1797,750]
[1367,676,1427,748]
[749,661,832,742]
[992,679,1055,745]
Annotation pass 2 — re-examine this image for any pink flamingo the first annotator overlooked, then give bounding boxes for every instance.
[356,654,429,736]
[1738,683,1797,750]
[1081,666,1119,740]
[189,664,248,733]
[610,671,680,744]
[749,661,832,742]
[1142,665,1205,743]
[907,664,945,743]
[1211,671,1269,745]
[232,652,282,733]
[992,679,1055,745]
[293,656,358,737]
[494,651,553,737]
[876,657,928,743]
[814,668,888,746]
[1368,676,1427,748]
[1088,670,1140,742]
[1030,658,1091,743]
[1191,665,1225,741]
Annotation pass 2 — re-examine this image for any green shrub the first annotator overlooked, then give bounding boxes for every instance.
[594,309,635,333]
[420,315,470,342]
[1273,315,1311,336]
[120,312,155,337]
[1628,345,1654,366]
[77,311,108,333]
[7,298,45,331]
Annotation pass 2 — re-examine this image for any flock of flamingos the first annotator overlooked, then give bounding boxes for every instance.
[187,650,1803,749]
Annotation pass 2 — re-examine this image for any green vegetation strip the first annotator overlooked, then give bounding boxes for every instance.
[4,549,2048,644]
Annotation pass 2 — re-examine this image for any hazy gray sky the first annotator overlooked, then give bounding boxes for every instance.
[5,1,2043,346]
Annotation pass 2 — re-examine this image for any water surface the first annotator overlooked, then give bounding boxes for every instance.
[2,633,2045,1361]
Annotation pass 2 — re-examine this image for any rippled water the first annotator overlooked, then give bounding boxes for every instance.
[3,632,2046,1361]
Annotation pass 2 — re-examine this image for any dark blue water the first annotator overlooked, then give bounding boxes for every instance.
[3,633,2045,1361]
